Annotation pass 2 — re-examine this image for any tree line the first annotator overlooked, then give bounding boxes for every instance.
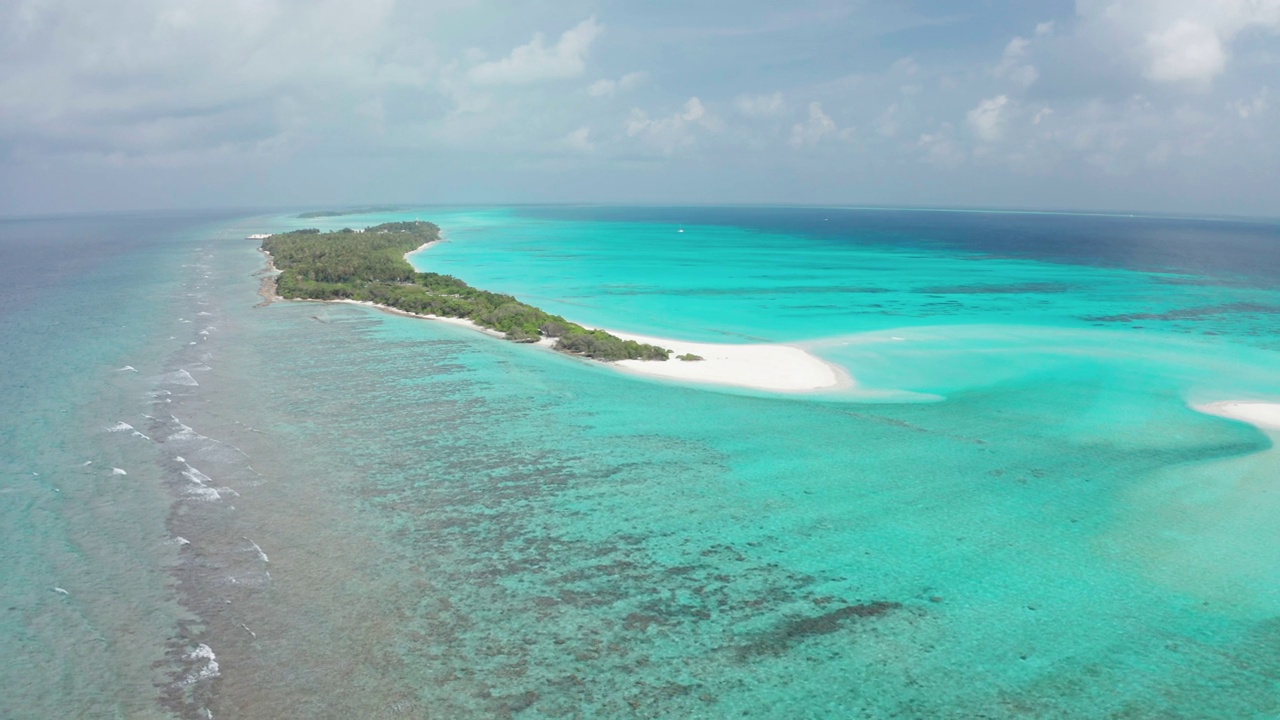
[264,222,671,362]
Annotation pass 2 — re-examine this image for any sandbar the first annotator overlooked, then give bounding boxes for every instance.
[607,330,850,393]
[335,304,849,393]
[1194,401,1280,431]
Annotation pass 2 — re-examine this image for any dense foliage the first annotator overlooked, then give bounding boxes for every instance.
[264,222,670,362]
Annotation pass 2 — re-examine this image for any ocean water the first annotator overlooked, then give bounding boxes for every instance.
[2,206,1279,718]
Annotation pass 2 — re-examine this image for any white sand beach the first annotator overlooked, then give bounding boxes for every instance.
[341,301,847,393]
[607,330,849,393]
[1194,401,1280,431]
[331,299,509,339]
[267,235,848,394]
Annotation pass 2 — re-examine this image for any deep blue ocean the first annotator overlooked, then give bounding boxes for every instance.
[2,206,1279,719]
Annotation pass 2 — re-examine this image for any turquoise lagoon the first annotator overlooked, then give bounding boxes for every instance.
[2,206,1279,718]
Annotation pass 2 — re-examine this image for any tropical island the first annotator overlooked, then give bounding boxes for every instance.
[262,222,672,362]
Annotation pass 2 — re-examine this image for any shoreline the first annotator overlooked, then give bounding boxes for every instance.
[1193,401,1280,432]
[608,329,849,393]
[254,248,279,307]
[260,238,849,394]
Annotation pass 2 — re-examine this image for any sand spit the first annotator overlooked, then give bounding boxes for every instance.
[608,330,849,393]
[257,232,849,394]
[1194,401,1280,431]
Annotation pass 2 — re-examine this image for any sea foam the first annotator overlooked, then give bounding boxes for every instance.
[164,369,200,386]
[179,644,220,685]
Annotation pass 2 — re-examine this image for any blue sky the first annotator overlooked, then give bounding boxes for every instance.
[1,0,1277,216]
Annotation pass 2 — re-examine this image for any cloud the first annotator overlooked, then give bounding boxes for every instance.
[468,18,602,85]
[994,36,1039,88]
[1143,19,1228,84]
[564,126,593,152]
[917,126,964,167]
[1230,88,1269,119]
[0,0,418,163]
[967,95,1012,142]
[1073,0,1280,86]
[891,57,919,76]
[626,97,719,153]
[587,71,647,97]
[735,92,786,117]
[789,102,853,147]
[4,0,1280,216]
[876,103,901,137]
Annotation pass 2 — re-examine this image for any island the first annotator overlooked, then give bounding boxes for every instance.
[296,206,408,219]
[261,222,672,362]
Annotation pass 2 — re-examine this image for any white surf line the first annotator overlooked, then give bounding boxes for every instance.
[179,465,223,502]
[166,369,200,386]
[105,421,151,441]
[179,644,220,686]
[169,416,265,481]
[1193,401,1280,431]
[243,537,269,563]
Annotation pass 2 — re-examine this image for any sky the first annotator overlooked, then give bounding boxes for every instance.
[1,0,1278,217]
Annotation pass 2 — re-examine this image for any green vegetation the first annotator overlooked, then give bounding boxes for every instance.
[677,353,705,361]
[297,206,407,219]
[264,222,670,362]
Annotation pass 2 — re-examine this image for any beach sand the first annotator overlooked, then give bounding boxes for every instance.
[608,330,849,393]
[1194,401,1280,431]
[333,301,848,393]
[313,295,845,393]
[263,235,849,394]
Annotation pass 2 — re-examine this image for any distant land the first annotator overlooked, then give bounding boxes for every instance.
[296,206,408,219]
[261,222,672,362]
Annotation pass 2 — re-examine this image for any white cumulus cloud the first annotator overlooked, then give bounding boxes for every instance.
[1143,19,1227,84]
[994,36,1039,88]
[789,102,852,147]
[876,103,901,137]
[469,18,602,85]
[564,126,593,152]
[1075,0,1280,86]
[967,95,1011,142]
[735,92,786,117]
[626,97,719,153]
[1230,88,1269,118]
[917,125,965,167]
[587,71,647,97]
